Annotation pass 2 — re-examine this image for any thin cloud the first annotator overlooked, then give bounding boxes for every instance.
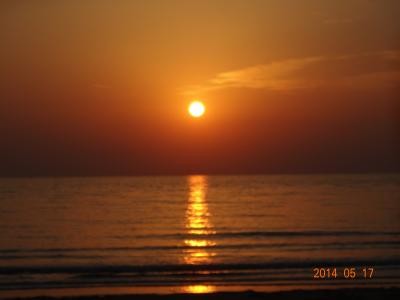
[180,51,400,96]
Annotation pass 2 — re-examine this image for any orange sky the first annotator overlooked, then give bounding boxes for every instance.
[0,0,399,175]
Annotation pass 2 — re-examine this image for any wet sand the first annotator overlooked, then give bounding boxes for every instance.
[4,288,400,300]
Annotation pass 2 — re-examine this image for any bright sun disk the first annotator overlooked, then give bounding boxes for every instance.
[188,101,205,118]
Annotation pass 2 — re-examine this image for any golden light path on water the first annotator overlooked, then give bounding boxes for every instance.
[182,175,216,293]
[182,285,217,294]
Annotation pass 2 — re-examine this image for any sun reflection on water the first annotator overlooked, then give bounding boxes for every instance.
[183,176,216,266]
[182,285,216,294]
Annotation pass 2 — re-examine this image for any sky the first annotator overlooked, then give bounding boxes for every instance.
[0,0,399,176]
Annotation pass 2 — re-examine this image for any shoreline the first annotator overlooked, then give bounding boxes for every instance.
[2,288,400,300]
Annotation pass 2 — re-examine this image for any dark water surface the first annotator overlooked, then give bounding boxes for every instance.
[0,174,399,296]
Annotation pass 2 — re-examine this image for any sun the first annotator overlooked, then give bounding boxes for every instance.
[188,101,205,118]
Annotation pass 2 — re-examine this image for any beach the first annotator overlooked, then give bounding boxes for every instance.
[3,288,400,300]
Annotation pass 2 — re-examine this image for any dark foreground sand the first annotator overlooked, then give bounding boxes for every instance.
[6,288,400,300]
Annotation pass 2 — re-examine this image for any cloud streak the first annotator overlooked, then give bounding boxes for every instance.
[181,51,400,96]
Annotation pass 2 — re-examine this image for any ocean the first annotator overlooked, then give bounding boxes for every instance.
[0,174,399,297]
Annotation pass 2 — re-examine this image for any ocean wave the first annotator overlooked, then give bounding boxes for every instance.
[1,258,400,275]
[0,240,399,258]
